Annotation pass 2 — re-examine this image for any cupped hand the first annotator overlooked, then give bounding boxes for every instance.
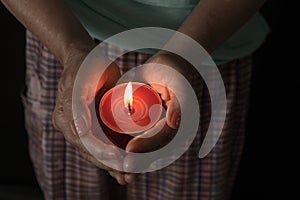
[52,47,127,185]
[123,52,194,183]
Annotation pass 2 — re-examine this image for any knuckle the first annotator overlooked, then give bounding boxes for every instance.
[63,97,72,111]
[52,118,59,130]
[52,112,62,130]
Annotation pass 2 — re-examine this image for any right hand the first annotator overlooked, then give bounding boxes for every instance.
[52,47,127,185]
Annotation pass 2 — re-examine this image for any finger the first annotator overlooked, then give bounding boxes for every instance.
[124,121,177,172]
[53,101,118,171]
[70,132,124,171]
[52,102,63,132]
[80,150,112,171]
[123,151,157,173]
[150,83,170,103]
[53,80,79,139]
[53,110,114,171]
[150,84,181,129]
[80,134,124,171]
[125,173,139,184]
[52,102,82,148]
[56,68,93,138]
[52,82,66,131]
[62,82,92,138]
[71,64,121,138]
[126,120,176,153]
[165,93,181,129]
[54,88,124,172]
[138,118,165,139]
[108,171,126,185]
[60,124,121,171]
[72,99,92,137]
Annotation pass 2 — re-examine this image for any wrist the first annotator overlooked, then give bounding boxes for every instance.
[62,41,96,69]
[146,51,199,83]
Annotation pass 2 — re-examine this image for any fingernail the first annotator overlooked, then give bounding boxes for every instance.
[170,111,180,129]
[74,115,89,137]
[125,174,136,184]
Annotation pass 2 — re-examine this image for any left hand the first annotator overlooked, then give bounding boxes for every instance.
[123,52,193,183]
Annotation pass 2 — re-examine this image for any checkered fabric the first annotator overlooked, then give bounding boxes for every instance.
[22,30,252,200]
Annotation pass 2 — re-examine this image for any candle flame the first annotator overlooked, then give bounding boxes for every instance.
[124,82,133,112]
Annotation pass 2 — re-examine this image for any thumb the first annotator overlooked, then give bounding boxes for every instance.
[123,120,177,173]
[125,119,166,153]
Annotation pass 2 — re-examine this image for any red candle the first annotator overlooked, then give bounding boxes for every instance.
[99,82,162,134]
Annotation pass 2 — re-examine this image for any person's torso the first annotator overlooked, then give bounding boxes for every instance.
[64,0,270,64]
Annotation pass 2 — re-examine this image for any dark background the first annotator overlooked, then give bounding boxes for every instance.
[0,1,293,199]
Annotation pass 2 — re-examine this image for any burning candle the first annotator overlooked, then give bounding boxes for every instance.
[124,82,134,115]
[99,82,162,134]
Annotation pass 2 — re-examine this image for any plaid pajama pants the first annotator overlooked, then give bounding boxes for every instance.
[22,31,252,200]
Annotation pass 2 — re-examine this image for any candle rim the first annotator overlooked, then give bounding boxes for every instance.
[99,81,163,134]
[100,81,162,106]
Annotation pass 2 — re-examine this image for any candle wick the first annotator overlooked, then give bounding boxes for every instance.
[128,103,132,115]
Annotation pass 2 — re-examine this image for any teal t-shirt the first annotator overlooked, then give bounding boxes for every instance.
[64,0,270,64]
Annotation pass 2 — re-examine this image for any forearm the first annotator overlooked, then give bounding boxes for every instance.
[178,0,266,53]
[1,0,94,64]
